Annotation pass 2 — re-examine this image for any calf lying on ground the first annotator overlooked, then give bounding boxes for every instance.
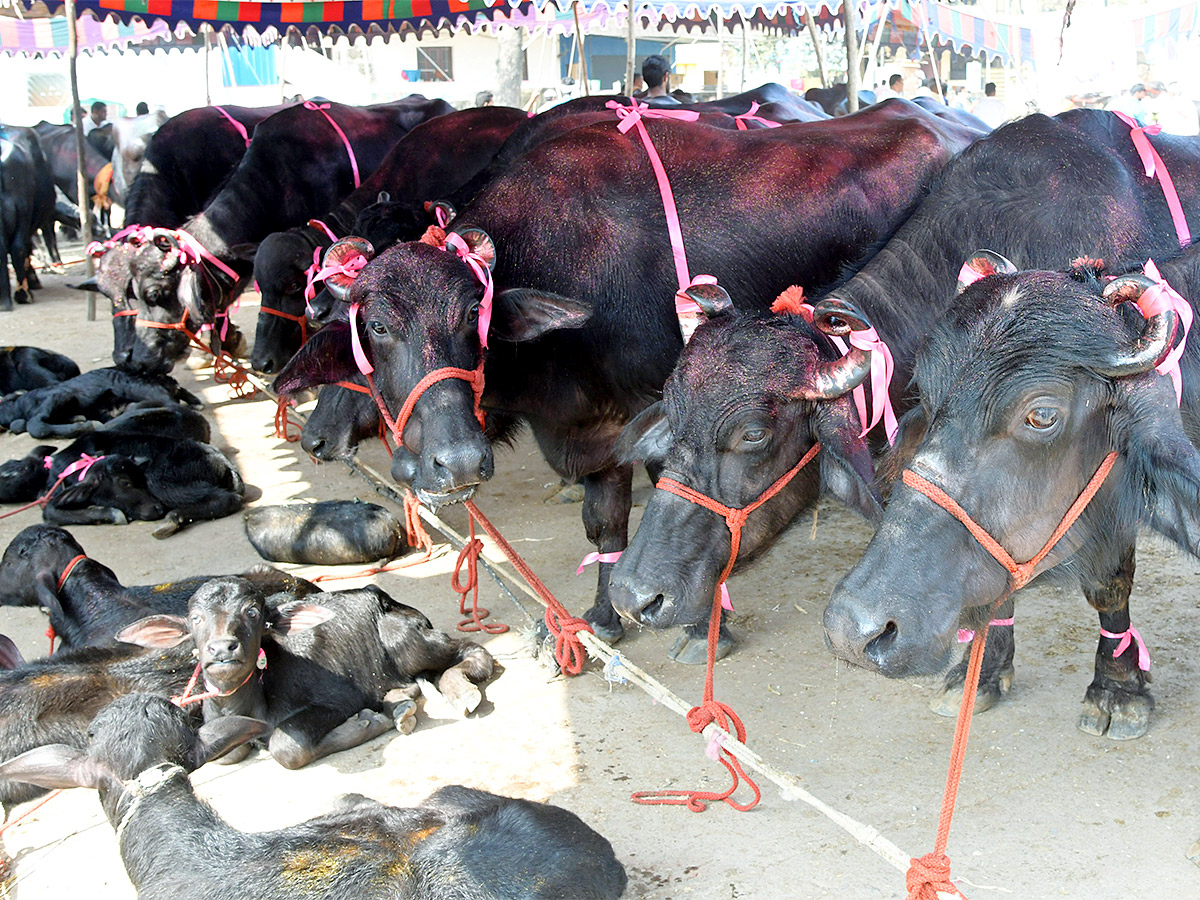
[0,346,80,394]
[0,431,244,535]
[0,694,629,900]
[244,500,404,565]
[119,576,494,769]
[100,400,211,442]
[0,367,201,438]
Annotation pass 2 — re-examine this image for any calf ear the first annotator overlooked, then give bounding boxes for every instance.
[0,744,101,790]
[192,716,272,768]
[228,243,258,263]
[115,614,192,648]
[490,289,592,343]
[813,399,883,523]
[52,480,97,510]
[616,402,673,466]
[273,322,358,395]
[34,570,67,619]
[266,601,336,637]
[0,634,25,669]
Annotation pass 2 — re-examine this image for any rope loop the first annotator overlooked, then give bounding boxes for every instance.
[544,605,590,675]
[274,395,302,442]
[451,515,507,636]
[905,852,965,900]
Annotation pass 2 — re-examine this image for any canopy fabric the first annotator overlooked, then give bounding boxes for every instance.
[896,0,1033,66]
[0,8,169,54]
[1132,2,1200,46]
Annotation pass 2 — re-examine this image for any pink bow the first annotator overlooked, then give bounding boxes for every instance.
[304,100,361,188]
[308,250,368,304]
[606,99,700,135]
[734,101,782,131]
[303,247,325,303]
[576,550,623,575]
[212,105,250,148]
[1137,259,1193,405]
[1112,111,1191,248]
[150,228,241,282]
[957,616,1015,643]
[800,304,898,445]
[442,233,495,350]
[47,453,105,482]
[86,224,154,258]
[1099,625,1151,672]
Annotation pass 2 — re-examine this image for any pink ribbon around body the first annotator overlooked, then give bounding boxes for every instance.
[799,303,898,445]
[733,101,782,131]
[212,106,251,148]
[303,101,361,188]
[1099,625,1151,672]
[1112,111,1191,249]
[957,617,1015,643]
[45,453,105,482]
[576,550,623,575]
[1136,259,1193,405]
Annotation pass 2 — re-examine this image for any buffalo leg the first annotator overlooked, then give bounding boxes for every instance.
[268,705,393,769]
[1078,546,1152,740]
[928,597,1016,717]
[43,503,128,526]
[151,490,244,539]
[579,464,633,642]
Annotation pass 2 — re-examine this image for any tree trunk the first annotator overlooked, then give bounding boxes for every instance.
[496,27,523,108]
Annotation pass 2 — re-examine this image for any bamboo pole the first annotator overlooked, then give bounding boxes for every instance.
[715,11,724,99]
[804,10,829,89]
[740,18,748,93]
[204,27,212,106]
[844,0,860,113]
[572,3,590,96]
[918,0,945,103]
[624,1,636,95]
[65,0,95,319]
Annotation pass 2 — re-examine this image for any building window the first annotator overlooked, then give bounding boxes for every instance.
[417,47,452,81]
[28,73,70,108]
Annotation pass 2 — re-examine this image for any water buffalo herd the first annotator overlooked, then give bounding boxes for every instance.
[4,83,1200,892]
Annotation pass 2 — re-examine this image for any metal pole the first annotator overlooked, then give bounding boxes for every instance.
[844,0,860,113]
[715,12,724,99]
[204,27,212,105]
[572,3,590,96]
[66,0,95,319]
[625,1,636,95]
[804,10,829,89]
[741,17,748,92]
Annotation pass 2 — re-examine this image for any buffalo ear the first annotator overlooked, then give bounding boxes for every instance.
[116,614,192,649]
[34,570,67,619]
[616,402,673,467]
[812,398,883,523]
[53,480,97,510]
[266,602,335,637]
[0,744,102,790]
[0,634,25,669]
[228,243,259,263]
[192,716,272,768]
[273,322,358,395]
[490,289,592,343]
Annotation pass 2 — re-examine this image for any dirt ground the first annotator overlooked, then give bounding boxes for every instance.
[1,268,1198,899]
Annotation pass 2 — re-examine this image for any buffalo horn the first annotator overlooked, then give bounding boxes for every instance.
[956,249,1018,293]
[321,236,374,301]
[1096,274,1179,377]
[797,297,873,401]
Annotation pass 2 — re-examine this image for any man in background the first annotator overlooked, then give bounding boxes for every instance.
[82,100,107,136]
[642,55,679,105]
[972,82,1009,129]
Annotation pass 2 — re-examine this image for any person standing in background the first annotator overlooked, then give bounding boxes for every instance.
[972,82,1009,129]
[82,100,107,135]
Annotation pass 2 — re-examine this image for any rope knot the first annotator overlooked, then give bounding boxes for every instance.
[905,852,963,899]
[544,607,592,675]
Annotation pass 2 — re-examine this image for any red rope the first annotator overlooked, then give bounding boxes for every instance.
[136,310,258,400]
[450,514,508,635]
[258,304,309,347]
[0,470,76,521]
[274,395,302,442]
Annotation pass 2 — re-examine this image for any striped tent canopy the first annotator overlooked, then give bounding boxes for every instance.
[1132,1,1200,46]
[894,0,1033,66]
[0,7,170,54]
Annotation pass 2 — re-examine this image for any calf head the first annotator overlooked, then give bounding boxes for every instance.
[0,694,269,816]
[274,233,590,508]
[825,252,1200,676]
[609,299,881,629]
[118,576,334,695]
[301,379,381,460]
[55,455,165,521]
[127,237,191,374]
[0,524,86,608]
[252,228,329,374]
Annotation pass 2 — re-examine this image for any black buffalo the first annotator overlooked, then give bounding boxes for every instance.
[275,100,983,649]
[611,109,1200,680]
[826,248,1200,741]
[0,131,39,310]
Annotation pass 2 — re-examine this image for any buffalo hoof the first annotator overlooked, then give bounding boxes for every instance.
[391,699,418,735]
[213,742,254,766]
[151,518,181,539]
[106,509,129,526]
[587,616,624,644]
[436,668,483,717]
[929,662,1014,717]
[13,287,30,305]
[1078,685,1153,740]
[668,623,735,666]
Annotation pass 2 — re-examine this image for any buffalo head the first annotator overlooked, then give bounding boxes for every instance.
[251,227,331,374]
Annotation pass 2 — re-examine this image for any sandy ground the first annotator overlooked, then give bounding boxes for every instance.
[0,268,1198,900]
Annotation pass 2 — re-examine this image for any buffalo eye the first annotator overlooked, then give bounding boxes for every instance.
[466,302,480,324]
[245,608,260,621]
[738,425,770,448]
[1025,407,1058,430]
[368,320,387,336]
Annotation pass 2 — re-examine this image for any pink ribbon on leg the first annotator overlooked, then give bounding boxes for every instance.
[957,616,1015,643]
[1099,625,1151,672]
[576,550,623,575]
[718,582,733,612]
[1112,111,1191,249]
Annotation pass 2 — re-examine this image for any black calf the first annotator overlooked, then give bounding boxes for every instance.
[0,367,202,438]
[120,576,494,769]
[0,693,628,900]
[0,346,80,394]
[300,377,381,460]
[244,500,403,564]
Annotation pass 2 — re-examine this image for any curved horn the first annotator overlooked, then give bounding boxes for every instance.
[1096,274,1179,377]
[321,236,374,302]
[797,297,873,401]
[956,249,1018,294]
[149,228,180,253]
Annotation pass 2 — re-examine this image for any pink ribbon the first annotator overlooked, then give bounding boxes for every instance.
[143,227,241,283]
[576,550,623,575]
[349,301,374,375]
[306,248,369,305]
[718,582,733,612]
[308,219,338,242]
[1135,259,1193,406]
[674,274,719,343]
[799,304,898,445]
[303,101,361,188]
[1099,625,1151,672]
[733,101,782,131]
[303,246,325,303]
[212,106,251,148]
[45,453,105,482]
[1112,111,1191,249]
[85,224,154,258]
[957,617,1015,643]
[443,233,494,349]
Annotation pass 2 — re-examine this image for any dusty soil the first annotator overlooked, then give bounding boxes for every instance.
[1,268,1197,899]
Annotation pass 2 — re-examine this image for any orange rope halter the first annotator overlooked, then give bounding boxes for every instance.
[136,309,258,399]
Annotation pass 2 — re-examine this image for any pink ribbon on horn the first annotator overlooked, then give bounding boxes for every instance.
[442,233,495,350]
[1099,625,1151,672]
[733,101,782,131]
[1137,259,1193,406]
[1112,111,1191,249]
[303,101,361,188]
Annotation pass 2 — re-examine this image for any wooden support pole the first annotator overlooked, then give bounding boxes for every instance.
[844,0,860,113]
[572,3,590,96]
[65,0,95,319]
[804,10,829,89]
[625,1,636,95]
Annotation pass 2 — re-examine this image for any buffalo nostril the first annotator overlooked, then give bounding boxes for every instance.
[639,593,666,623]
[259,358,276,375]
[864,620,899,663]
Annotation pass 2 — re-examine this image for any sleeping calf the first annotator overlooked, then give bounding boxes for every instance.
[0,367,201,438]
[0,431,244,535]
[119,576,494,769]
[0,525,313,651]
[100,400,211,442]
[0,346,80,394]
[0,693,628,900]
